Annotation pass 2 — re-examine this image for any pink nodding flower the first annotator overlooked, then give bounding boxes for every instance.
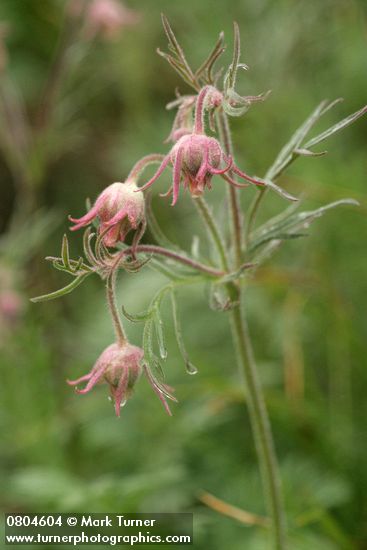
[86,0,140,40]
[67,342,176,417]
[69,181,145,247]
[137,132,266,206]
[137,86,267,206]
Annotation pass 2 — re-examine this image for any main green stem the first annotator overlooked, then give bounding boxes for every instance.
[228,284,286,549]
[216,109,287,549]
[217,110,243,268]
[195,197,229,271]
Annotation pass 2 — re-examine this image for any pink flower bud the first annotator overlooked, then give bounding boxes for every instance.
[69,181,145,247]
[68,342,142,416]
[138,86,268,205]
[138,127,270,205]
[67,342,176,416]
[86,0,140,40]
[138,133,233,206]
[170,134,223,198]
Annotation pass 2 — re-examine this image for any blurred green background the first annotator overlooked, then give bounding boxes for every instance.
[0,1,366,549]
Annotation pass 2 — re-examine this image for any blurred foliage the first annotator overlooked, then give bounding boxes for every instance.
[0,0,366,549]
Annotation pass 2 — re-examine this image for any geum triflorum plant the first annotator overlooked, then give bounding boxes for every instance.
[32,15,366,550]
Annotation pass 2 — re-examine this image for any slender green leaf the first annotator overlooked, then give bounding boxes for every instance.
[295,148,328,157]
[71,257,84,273]
[304,104,367,149]
[61,234,70,269]
[195,31,226,84]
[159,14,196,89]
[83,227,99,267]
[249,232,308,253]
[224,22,241,92]
[121,305,152,323]
[30,273,90,303]
[157,49,196,89]
[153,307,167,360]
[46,255,92,274]
[143,318,164,380]
[266,100,329,179]
[263,178,299,202]
[222,100,249,117]
[170,291,198,375]
[250,199,359,254]
[161,14,193,78]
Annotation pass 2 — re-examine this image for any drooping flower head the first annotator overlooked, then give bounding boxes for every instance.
[170,133,231,199]
[137,86,267,205]
[137,131,270,206]
[69,181,145,247]
[67,342,176,417]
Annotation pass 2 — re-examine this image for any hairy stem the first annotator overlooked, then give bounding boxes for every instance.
[244,188,266,250]
[216,109,243,268]
[117,244,225,278]
[194,85,213,134]
[106,269,127,346]
[127,154,166,181]
[194,195,287,549]
[228,285,287,550]
[216,108,287,548]
[194,197,229,271]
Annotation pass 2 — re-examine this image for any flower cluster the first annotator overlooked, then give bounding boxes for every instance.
[69,85,268,245]
[38,16,365,419]
[63,45,273,416]
[137,85,269,205]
